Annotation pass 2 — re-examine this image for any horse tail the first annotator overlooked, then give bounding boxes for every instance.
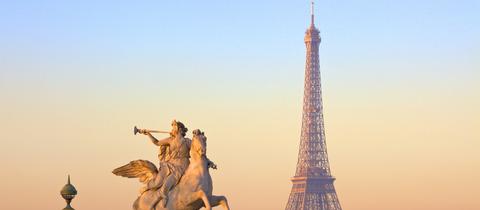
[133,197,140,210]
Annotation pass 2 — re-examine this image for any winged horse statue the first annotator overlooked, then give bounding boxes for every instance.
[113,129,230,210]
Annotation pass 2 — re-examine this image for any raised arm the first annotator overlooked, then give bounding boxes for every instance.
[145,132,172,146]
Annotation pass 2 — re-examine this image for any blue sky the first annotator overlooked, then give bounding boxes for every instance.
[1,0,478,90]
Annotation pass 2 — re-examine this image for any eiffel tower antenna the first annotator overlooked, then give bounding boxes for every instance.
[311,0,315,26]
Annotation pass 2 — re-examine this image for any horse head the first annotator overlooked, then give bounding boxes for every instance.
[191,129,207,158]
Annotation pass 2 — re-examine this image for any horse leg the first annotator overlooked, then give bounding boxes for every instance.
[210,195,230,210]
[197,190,212,210]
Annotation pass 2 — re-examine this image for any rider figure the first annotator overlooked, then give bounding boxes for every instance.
[141,120,191,208]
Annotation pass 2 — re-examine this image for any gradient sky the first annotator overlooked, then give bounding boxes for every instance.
[0,0,479,210]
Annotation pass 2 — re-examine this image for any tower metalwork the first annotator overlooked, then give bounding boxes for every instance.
[285,2,342,210]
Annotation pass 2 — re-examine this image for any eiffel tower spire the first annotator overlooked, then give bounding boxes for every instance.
[285,1,342,210]
[310,0,315,27]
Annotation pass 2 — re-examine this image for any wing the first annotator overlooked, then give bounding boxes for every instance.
[112,160,158,184]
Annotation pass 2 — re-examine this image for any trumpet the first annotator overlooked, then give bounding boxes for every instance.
[133,126,170,135]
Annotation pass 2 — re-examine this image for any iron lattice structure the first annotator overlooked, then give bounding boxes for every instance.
[285,3,342,210]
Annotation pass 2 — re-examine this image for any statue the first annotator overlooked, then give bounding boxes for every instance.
[113,120,230,210]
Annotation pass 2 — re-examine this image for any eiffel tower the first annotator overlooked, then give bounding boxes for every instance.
[285,1,342,210]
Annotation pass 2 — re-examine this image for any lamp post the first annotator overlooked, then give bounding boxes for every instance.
[60,175,77,210]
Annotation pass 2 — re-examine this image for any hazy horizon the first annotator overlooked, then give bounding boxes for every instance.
[1,0,479,209]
